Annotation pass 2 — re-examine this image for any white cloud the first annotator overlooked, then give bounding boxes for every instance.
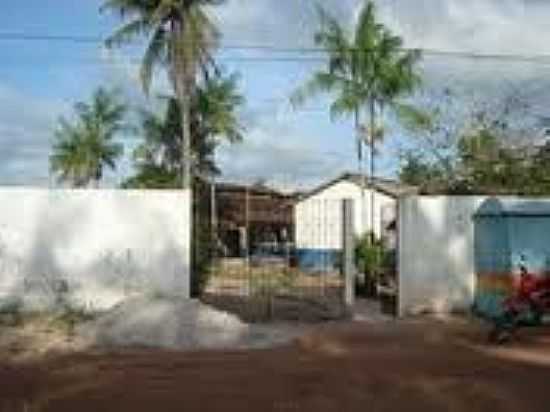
[217,104,358,191]
[0,84,69,186]
[380,0,547,55]
[210,0,360,47]
[213,0,547,55]
[99,47,171,106]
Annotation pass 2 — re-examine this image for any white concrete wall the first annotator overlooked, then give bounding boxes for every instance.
[0,189,191,311]
[295,181,396,250]
[398,196,491,316]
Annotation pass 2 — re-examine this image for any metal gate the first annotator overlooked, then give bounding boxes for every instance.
[202,198,354,322]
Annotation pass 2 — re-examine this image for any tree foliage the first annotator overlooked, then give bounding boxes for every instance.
[398,85,550,195]
[122,71,244,189]
[400,123,550,195]
[50,88,126,187]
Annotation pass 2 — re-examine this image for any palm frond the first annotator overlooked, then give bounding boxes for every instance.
[329,88,361,121]
[100,0,152,18]
[314,5,352,74]
[50,88,127,187]
[150,0,176,25]
[395,103,433,132]
[291,71,355,109]
[354,1,378,46]
[140,27,168,95]
[105,17,151,48]
[195,71,245,143]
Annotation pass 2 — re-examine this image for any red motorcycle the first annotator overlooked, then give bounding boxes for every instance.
[489,263,550,343]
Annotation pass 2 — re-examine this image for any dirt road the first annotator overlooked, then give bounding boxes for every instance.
[1,320,549,412]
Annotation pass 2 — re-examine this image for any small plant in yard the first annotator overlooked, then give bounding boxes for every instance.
[249,269,298,298]
[249,268,299,320]
[355,233,386,297]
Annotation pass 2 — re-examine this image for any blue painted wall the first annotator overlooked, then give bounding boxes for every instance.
[296,249,342,273]
[474,199,550,319]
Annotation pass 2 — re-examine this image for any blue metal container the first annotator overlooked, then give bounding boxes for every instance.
[473,198,550,318]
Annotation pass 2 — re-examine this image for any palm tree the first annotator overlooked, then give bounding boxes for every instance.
[50,88,126,187]
[124,71,244,188]
[101,0,223,189]
[50,121,90,187]
[292,1,423,239]
[192,72,245,177]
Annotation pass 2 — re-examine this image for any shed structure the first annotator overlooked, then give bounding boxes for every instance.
[473,198,550,318]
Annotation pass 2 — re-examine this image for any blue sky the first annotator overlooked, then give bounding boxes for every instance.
[1,0,550,190]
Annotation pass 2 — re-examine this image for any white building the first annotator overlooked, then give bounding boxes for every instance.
[294,173,416,271]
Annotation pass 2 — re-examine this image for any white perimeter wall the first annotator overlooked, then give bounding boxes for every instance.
[295,181,396,249]
[0,189,191,311]
[398,196,493,316]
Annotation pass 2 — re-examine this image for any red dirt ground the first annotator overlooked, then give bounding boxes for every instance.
[1,320,549,412]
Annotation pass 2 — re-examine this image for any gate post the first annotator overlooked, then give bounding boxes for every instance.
[342,199,355,309]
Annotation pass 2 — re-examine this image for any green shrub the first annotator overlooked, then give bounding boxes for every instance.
[354,234,395,296]
[355,233,385,276]
[191,181,215,297]
[191,222,215,297]
[249,269,297,298]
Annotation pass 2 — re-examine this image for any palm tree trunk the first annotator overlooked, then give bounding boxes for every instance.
[175,54,194,190]
[171,20,193,190]
[369,99,376,244]
[179,86,193,189]
[170,19,195,293]
[355,108,366,228]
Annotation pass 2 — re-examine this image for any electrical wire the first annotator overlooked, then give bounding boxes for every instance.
[2,32,550,63]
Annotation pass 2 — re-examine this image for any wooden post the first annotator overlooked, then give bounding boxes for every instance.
[342,199,355,310]
[245,186,250,264]
[210,181,217,243]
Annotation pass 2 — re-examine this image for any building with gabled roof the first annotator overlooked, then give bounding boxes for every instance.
[294,173,417,271]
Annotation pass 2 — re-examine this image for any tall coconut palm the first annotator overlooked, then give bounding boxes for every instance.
[292,1,423,239]
[50,88,126,187]
[102,0,223,189]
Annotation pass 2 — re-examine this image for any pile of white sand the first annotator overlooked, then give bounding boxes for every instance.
[78,297,303,350]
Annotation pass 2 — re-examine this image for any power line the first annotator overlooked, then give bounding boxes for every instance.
[3,32,550,63]
[5,54,550,68]
[0,33,103,43]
